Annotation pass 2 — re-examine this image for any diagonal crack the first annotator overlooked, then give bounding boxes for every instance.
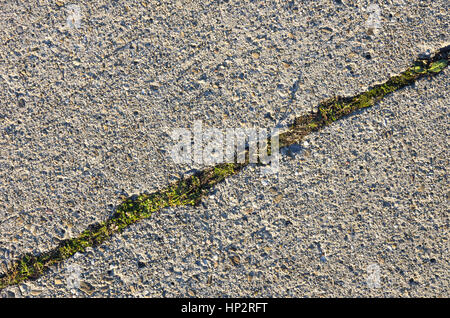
[0,45,448,289]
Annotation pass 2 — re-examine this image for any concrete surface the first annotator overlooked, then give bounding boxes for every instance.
[0,0,448,297]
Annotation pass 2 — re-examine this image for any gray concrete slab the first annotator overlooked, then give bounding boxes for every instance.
[0,0,448,297]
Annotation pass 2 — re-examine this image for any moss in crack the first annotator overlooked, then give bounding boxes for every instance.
[278,52,448,149]
[315,60,445,127]
[0,46,448,290]
[0,162,246,288]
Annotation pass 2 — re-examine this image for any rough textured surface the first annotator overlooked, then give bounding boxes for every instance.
[0,0,448,297]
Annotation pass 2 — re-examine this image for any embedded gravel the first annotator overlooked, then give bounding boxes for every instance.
[0,0,448,297]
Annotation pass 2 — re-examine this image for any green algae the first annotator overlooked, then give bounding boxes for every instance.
[1,46,448,290]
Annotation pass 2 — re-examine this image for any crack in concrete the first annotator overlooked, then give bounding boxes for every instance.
[0,45,448,290]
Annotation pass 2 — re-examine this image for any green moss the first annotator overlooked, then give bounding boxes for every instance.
[213,163,236,181]
[1,46,448,290]
[312,56,448,128]
[428,59,448,73]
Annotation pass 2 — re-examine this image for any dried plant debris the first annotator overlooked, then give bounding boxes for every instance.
[0,46,448,289]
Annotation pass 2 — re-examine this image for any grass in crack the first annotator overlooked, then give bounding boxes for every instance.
[0,47,448,290]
